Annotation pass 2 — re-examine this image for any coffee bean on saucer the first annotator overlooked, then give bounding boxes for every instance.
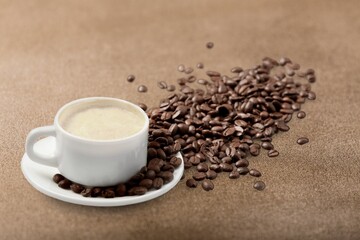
[115,184,127,197]
[128,186,147,196]
[186,179,198,188]
[145,169,157,180]
[58,179,71,189]
[169,156,182,168]
[139,179,153,189]
[91,187,102,197]
[127,74,135,82]
[70,183,84,193]
[206,42,214,49]
[202,179,214,191]
[53,174,64,184]
[297,137,309,145]
[153,177,164,189]
[158,171,174,183]
[102,188,116,198]
[138,85,148,93]
[253,181,266,191]
[81,188,92,197]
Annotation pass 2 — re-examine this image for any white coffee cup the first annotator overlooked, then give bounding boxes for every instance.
[25,97,149,187]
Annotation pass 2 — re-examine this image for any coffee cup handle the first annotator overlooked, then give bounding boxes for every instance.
[26,126,58,167]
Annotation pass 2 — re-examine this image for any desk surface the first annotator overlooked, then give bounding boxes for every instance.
[1,0,360,239]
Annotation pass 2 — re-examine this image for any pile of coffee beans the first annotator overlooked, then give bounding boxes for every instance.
[54,53,316,196]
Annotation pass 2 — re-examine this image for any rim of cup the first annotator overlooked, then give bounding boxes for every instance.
[54,97,149,143]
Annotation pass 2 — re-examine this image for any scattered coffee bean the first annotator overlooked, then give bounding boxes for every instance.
[297,137,309,145]
[297,111,306,119]
[157,81,167,89]
[219,163,233,172]
[229,171,240,179]
[249,169,262,177]
[237,167,249,175]
[186,179,198,188]
[137,85,148,93]
[137,103,147,111]
[202,179,214,191]
[268,149,279,157]
[193,172,207,181]
[206,170,217,180]
[261,142,274,150]
[196,63,204,69]
[197,162,209,172]
[235,159,249,168]
[127,74,135,82]
[253,181,266,191]
[178,64,185,72]
[167,85,176,92]
[206,42,214,49]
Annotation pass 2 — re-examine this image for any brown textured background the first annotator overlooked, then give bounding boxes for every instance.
[1,0,360,239]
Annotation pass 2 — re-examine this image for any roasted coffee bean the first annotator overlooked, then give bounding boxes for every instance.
[153,177,164,189]
[249,144,261,156]
[261,141,274,150]
[167,85,176,92]
[297,111,306,119]
[102,188,115,198]
[148,158,164,173]
[158,171,174,183]
[178,64,185,72]
[308,91,316,100]
[231,67,243,73]
[170,156,182,168]
[190,156,200,166]
[237,167,250,175]
[137,85,148,93]
[81,188,92,197]
[206,170,217,180]
[197,63,204,69]
[249,169,262,177]
[139,179,153,189]
[229,171,240,179]
[115,184,127,197]
[145,169,156,180]
[128,186,147,196]
[193,172,207,181]
[235,159,249,168]
[157,81,167,89]
[197,162,209,172]
[253,181,266,191]
[206,42,214,49]
[138,103,147,111]
[70,183,84,194]
[186,179,198,188]
[127,74,135,82]
[197,79,208,85]
[219,163,233,172]
[202,179,214,191]
[210,164,221,172]
[91,187,102,197]
[276,120,290,132]
[268,149,279,157]
[297,137,309,145]
[184,67,194,74]
[58,179,71,189]
[53,173,64,184]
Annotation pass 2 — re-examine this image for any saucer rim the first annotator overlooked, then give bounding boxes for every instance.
[21,137,184,207]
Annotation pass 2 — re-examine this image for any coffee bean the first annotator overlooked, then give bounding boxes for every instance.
[186,179,198,188]
[297,111,306,119]
[237,167,249,175]
[197,79,208,85]
[184,67,194,74]
[81,188,92,197]
[102,188,115,198]
[235,159,249,168]
[157,81,167,89]
[219,163,233,172]
[249,144,261,156]
[145,169,156,180]
[139,179,153,189]
[206,42,214,49]
[202,179,214,191]
[58,179,71,189]
[196,63,204,69]
[91,187,102,197]
[197,162,209,172]
[249,169,261,177]
[128,186,147,196]
[138,103,147,111]
[308,91,316,100]
[53,173,64,184]
[297,137,309,145]
[127,74,135,82]
[138,85,148,93]
[276,120,290,132]
[268,149,279,157]
[229,171,240,179]
[178,64,185,72]
[167,85,176,92]
[210,164,221,172]
[70,183,84,193]
[261,141,274,150]
[114,184,127,197]
[206,170,217,180]
[193,172,206,181]
[170,156,182,168]
[253,181,266,191]
[153,177,164,189]
[158,171,174,183]
[231,67,243,73]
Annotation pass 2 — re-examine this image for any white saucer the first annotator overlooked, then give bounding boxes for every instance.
[21,137,184,207]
